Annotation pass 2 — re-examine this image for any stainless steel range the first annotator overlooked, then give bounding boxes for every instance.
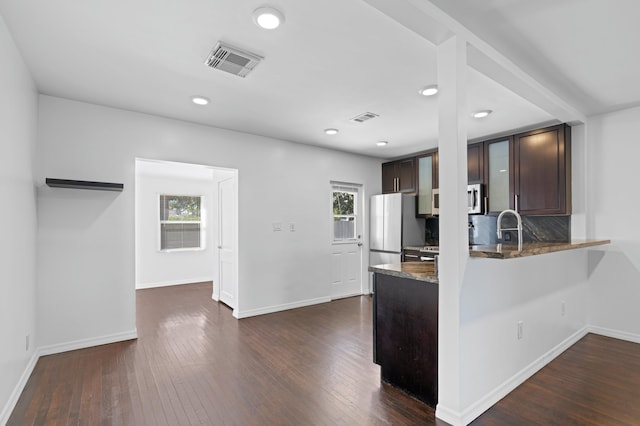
[403,246,439,262]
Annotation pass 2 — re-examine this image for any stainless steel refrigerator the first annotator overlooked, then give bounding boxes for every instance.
[369,193,425,267]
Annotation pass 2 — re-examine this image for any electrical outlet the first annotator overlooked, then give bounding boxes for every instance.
[561,301,566,316]
[26,335,30,351]
[517,321,524,340]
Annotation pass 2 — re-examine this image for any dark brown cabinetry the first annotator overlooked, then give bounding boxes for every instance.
[514,124,571,215]
[467,142,484,184]
[380,124,571,215]
[382,158,416,194]
[373,273,438,407]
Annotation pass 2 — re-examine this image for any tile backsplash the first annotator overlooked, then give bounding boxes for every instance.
[424,215,571,246]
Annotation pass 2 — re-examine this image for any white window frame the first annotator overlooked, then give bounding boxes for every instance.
[331,185,359,244]
[158,194,206,252]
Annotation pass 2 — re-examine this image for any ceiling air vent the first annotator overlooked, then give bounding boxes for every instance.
[204,42,264,78]
[350,112,379,123]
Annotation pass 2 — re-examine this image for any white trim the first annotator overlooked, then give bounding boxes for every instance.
[589,325,640,344]
[331,291,365,301]
[38,329,138,357]
[437,326,589,426]
[0,350,39,426]
[136,277,213,290]
[234,296,332,319]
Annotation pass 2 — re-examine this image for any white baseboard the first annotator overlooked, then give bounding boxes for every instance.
[1,329,138,425]
[136,277,213,290]
[0,350,39,426]
[437,326,589,426]
[39,329,138,357]
[331,291,364,301]
[589,325,640,344]
[235,296,332,319]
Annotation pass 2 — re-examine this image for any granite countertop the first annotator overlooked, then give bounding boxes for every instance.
[369,262,438,283]
[373,239,610,282]
[469,239,610,259]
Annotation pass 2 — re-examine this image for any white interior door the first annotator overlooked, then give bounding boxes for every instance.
[218,177,236,308]
[330,183,363,299]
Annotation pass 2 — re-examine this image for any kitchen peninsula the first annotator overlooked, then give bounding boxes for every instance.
[369,239,609,408]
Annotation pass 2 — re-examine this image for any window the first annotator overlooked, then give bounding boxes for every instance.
[159,195,202,250]
[332,186,357,241]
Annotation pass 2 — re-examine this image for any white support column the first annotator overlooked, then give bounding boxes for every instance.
[435,35,468,425]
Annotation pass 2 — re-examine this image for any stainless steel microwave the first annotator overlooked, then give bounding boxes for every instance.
[431,184,483,215]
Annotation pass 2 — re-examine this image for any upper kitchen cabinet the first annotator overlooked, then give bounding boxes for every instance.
[416,151,438,216]
[514,124,571,215]
[382,158,416,194]
[484,137,514,214]
[467,142,484,184]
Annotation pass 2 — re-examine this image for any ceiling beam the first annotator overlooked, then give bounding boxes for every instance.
[362,0,587,124]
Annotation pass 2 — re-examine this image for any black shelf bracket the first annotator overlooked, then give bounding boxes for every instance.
[45,178,124,192]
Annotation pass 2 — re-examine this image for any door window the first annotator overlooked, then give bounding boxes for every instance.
[332,185,358,241]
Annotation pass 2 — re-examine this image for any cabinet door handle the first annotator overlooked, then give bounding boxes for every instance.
[484,196,488,214]
[515,194,519,212]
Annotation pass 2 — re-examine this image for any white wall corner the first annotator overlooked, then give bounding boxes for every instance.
[0,350,39,426]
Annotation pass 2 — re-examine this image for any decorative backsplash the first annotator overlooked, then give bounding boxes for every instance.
[424,215,571,246]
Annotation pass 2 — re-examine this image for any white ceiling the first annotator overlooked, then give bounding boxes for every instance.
[0,0,636,159]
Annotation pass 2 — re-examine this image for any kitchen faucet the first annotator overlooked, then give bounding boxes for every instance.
[497,209,523,251]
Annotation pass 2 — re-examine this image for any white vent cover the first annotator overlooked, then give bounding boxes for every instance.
[350,112,379,123]
[204,42,264,78]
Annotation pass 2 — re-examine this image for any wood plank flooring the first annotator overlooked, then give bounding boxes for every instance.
[8,282,640,425]
[471,333,640,425]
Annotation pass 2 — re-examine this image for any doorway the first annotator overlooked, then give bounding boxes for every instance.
[330,182,364,299]
[134,159,239,314]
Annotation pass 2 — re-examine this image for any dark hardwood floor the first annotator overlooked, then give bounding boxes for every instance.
[471,333,640,425]
[8,282,640,425]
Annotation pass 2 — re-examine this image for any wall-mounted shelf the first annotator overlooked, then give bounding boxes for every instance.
[45,178,124,192]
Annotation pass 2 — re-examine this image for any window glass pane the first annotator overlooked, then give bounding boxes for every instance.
[160,194,202,250]
[333,216,355,240]
[333,191,355,215]
[160,195,201,221]
[161,223,201,250]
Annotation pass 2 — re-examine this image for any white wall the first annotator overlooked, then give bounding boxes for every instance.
[456,251,589,423]
[587,106,640,341]
[135,161,220,289]
[0,14,38,424]
[36,95,381,348]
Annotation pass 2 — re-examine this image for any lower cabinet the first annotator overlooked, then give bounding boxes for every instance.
[373,273,438,407]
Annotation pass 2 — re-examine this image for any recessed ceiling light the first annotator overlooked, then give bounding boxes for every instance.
[472,110,492,119]
[252,7,284,30]
[324,128,339,135]
[192,96,209,106]
[419,85,438,96]
[376,141,388,146]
